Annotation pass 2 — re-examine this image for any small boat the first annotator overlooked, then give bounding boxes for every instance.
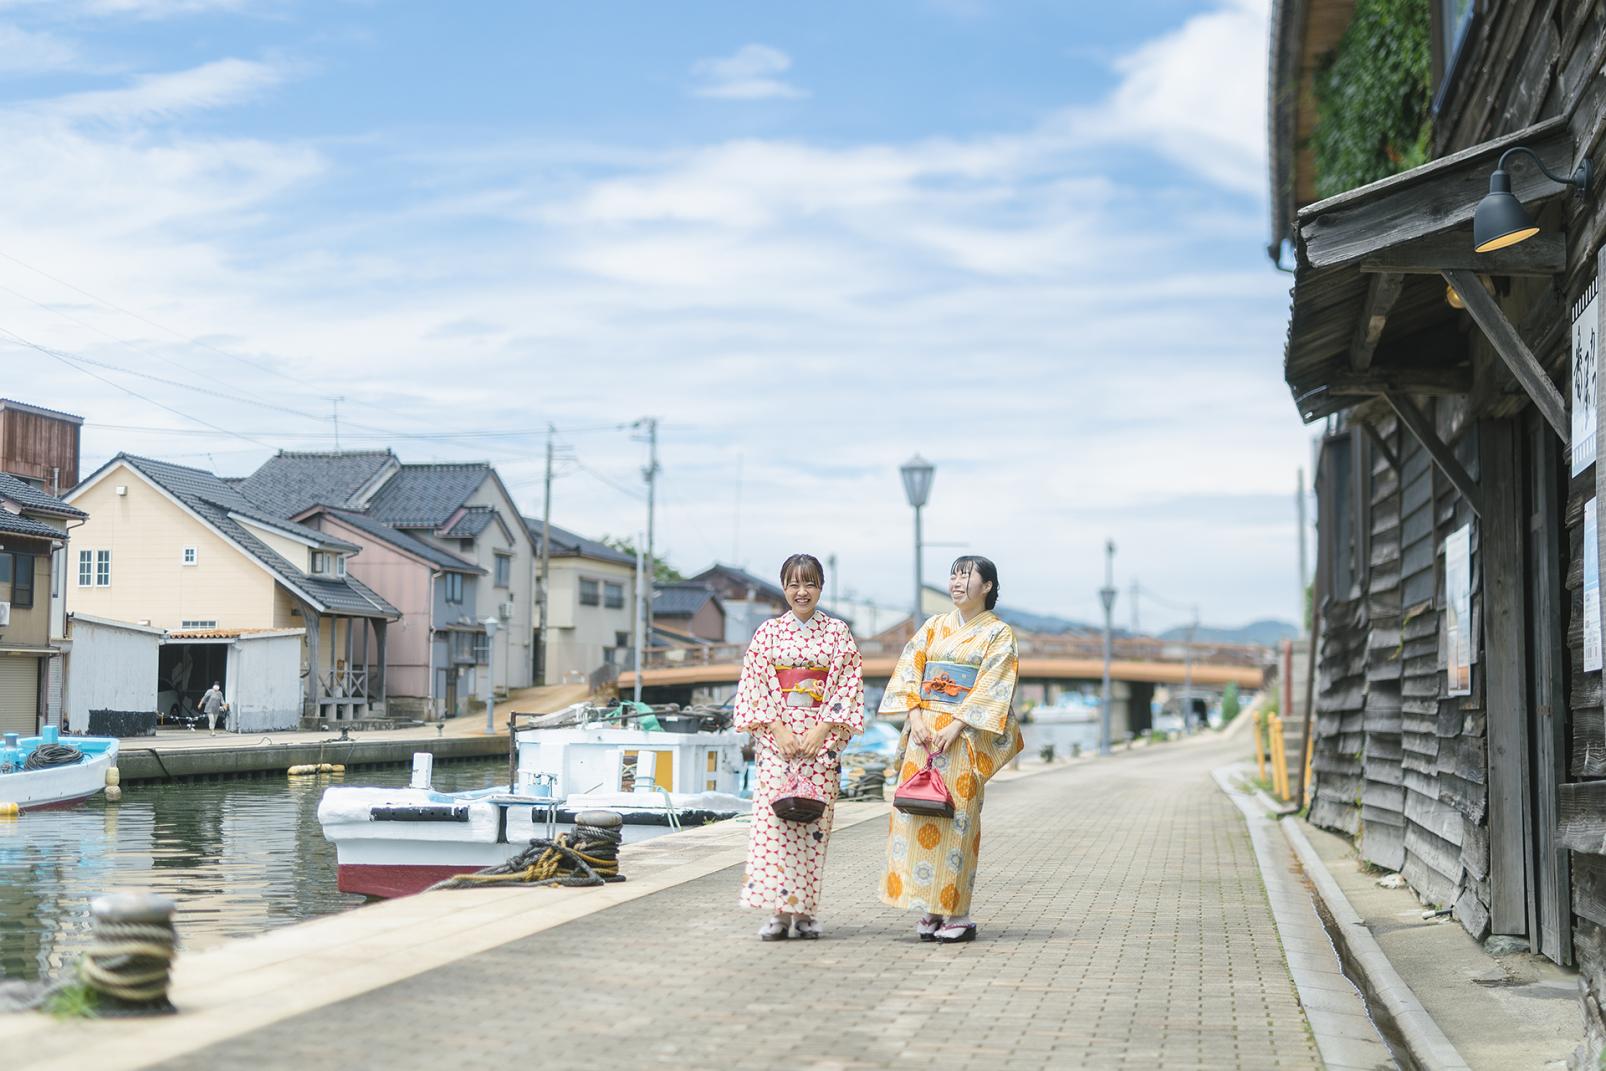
[0,727,119,811]
[318,702,750,898]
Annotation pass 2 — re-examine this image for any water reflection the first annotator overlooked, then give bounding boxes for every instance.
[0,758,507,983]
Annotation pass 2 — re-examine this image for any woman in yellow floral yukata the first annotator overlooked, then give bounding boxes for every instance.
[879,555,1022,943]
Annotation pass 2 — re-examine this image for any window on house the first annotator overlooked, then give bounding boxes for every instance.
[182,547,198,566]
[444,572,464,604]
[335,555,347,577]
[180,619,217,630]
[311,552,327,575]
[579,578,600,607]
[604,581,624,609]
[494,554,511,589]
[616,631,631,649]
[473,632,490,664]
[0,554,10,587]
[1431,0,1475,109]
[452,630,474,661]
[78,549,92,587]
[95,550,111,587]
[12,554,32,609]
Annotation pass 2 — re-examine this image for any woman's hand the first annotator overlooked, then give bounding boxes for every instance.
[928,717,965,755]
[905,710,928,752]
[799,723,837,758]
[770,720,803,760]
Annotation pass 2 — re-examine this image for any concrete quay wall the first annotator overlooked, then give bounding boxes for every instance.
[115,734,509,783]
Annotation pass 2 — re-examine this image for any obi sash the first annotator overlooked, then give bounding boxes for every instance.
[775,664,829,708]
[920,660,979,708]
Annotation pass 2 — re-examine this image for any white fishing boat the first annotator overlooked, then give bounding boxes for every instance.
[318,703,750,898]
[0,728,119,811]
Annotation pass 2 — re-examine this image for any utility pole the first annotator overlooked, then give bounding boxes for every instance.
[1099,540,1117,756]
[1182,605,1198,731]
[331,396,345,451]
[639,419,660,648]
[633,537,646,703]
[536,423,554,686]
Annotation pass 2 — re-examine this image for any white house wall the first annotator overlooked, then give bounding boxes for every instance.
[229,631,304,731]
[544,556,637,682]
[65,617,161,733]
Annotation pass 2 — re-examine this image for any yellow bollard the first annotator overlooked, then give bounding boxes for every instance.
[1302,731,1315,807]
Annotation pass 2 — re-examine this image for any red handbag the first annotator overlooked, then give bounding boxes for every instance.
[771,763,828,823]
[893,756,955,818]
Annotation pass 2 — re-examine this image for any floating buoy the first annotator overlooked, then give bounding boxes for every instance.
[287,764,320,776]
[329,764,345,774]
[0,802,18,818]
[318,763,334,773]
[104,785,123,802]
[105,767,120,787]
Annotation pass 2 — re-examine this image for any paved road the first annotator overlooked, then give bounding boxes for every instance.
[155,734,1321,1071]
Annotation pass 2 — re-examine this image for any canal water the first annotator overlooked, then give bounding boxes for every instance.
[0,757,508,984]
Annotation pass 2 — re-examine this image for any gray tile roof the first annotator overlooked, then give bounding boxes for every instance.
[113,455,396,619]
[0,473,87,519]
[238,450,397,518]
[442,506,497,539]
[320,509,484,575]
[0,398,83,424]
[0,511,68,540]
[652,582,720,618]
[366,463,490,528]
[688,563,786,603]
[521,517,635,565]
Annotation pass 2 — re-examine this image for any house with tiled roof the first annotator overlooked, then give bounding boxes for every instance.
[0,472,86,735]
[686,563,789,644]
[238,453,538,694]
[64,454,400,729]
[523,518,638,684]
[296,506,487,719]
[651,582,725,644]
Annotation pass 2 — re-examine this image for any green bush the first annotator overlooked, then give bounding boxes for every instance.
[1312,0,1433,198]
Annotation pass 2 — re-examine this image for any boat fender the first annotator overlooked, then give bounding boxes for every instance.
[330,764,345,774]
[105,767,120,787]
[104,785,123,803]
[0,802,17,818]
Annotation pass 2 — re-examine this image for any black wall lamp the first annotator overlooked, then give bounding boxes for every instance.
[1474,146,1593,253]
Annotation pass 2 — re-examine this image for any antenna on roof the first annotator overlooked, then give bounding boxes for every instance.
[331,396,346,452]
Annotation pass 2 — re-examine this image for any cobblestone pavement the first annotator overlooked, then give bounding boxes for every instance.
[155,734,1322,1071]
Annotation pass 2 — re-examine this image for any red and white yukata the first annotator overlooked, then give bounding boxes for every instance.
[734,611,864,916]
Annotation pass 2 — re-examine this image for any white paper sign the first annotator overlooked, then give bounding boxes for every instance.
[1588,498,1603,672]
[1445,523,1472,696]
[1573,279,1599,476]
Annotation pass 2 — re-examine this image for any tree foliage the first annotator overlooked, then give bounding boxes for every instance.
[602,536,684,584]
[1312,0,1433,199]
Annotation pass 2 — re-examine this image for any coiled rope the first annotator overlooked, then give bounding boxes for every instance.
[429,824,625,890]
[79,917,177,1005]
[24,742,84,770]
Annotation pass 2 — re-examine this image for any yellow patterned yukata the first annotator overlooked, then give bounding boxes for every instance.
[879,609,1023,916]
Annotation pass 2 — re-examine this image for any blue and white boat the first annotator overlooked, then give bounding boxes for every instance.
[0,727,119,811]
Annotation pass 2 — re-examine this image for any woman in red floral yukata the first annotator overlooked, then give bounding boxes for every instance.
[733,553,864,940]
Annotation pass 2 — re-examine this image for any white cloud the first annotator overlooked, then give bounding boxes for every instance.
[691,43,806,101]
[0,23,81,75]
[37,57,286,124]
[1067,0,1270,196]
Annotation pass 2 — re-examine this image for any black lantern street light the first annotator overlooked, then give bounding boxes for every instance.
[900,455,935,629]
[1474,146,1592,253]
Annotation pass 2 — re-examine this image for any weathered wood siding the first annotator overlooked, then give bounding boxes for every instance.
[1362,414,1407,870]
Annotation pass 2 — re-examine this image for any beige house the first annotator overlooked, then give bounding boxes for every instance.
[0,473,85,735]
[65,455,399,726]
[526,520,638,684]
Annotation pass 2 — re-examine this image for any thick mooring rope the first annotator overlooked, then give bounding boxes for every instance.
[429,824,625,891]
[24,742,84,770]
[79,918,177,1004]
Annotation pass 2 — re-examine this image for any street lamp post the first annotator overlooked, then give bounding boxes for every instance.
[900,455,935,628]
[1099,540,1117,756]
[482,616,500,734]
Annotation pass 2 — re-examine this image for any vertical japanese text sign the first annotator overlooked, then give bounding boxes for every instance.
[1444,523,1472,697]
[1573,277,1599,476]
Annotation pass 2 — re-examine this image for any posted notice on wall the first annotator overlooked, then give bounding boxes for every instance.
[1588,498,1603,672]
[1444,523,1473,696]
[1573,277,1599,476]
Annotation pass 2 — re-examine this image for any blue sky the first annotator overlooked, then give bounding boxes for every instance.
[10,0,1307,632]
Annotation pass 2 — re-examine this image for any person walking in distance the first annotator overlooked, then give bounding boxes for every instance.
[734,554,864,940]
[200,682,226,736]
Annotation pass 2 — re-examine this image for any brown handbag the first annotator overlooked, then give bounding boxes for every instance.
[771,763,828,823]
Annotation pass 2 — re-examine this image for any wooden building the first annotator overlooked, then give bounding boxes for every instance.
[1270,1,1606,1059]
[0,398,81,494]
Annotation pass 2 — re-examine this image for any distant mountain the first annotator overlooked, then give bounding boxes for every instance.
[994,605,1099,635]
[1159,619,1298,647]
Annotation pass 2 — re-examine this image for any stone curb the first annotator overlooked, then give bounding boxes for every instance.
[1281,815,1474,1071]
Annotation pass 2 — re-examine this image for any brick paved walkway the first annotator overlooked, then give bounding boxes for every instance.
[153,734,1322,1071]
